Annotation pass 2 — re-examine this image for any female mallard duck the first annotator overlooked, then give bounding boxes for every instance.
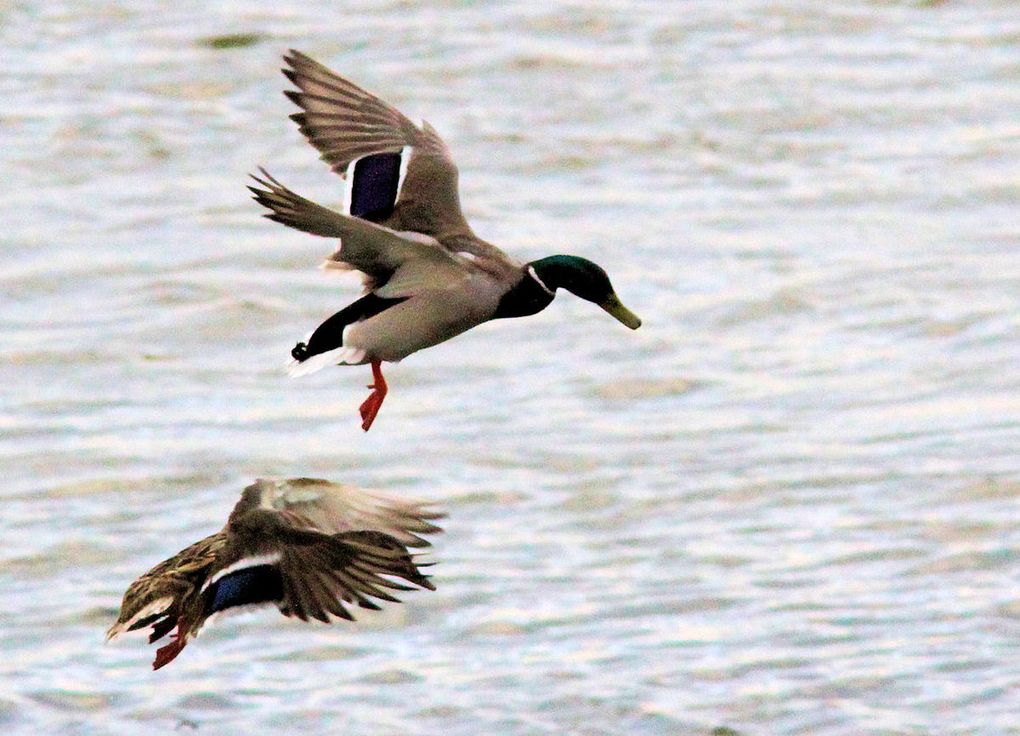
[249,50,642,431]
[107,478,442,670]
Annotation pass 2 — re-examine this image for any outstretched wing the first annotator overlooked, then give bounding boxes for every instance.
[207,512,436,624]
[249,169,465,285]
[283,49,471,239]
[105,478,441,669]
[230,478,444,549]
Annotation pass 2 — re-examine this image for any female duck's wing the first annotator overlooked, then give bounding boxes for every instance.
[230,478,444,549]
[206,505,436,624]
[249,169,466,285]
[283,50,469,238]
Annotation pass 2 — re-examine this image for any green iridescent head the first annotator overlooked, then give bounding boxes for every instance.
[529,255,641,329]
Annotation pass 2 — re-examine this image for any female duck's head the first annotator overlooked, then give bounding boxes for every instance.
[529,255,642,329]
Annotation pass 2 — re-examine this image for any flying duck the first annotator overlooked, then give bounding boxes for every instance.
[107,478,442,669]
[250,50,642,431]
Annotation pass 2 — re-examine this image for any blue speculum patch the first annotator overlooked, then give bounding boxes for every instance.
[206,564,284,613]
[350,152,402,221]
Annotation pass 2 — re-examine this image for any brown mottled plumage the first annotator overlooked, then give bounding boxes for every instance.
[107,478,442,669]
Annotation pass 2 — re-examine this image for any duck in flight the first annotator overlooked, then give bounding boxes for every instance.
[107,478,442,669]
[250,50,642,431]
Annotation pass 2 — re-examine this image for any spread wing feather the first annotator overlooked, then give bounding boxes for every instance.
[249,169,461,283]
[231,478,445,548]
[283,49,471,239]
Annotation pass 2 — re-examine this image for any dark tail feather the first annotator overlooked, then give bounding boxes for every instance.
[147,615,177,644]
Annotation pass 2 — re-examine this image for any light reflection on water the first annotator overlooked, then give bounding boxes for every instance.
[2,1,1019,734]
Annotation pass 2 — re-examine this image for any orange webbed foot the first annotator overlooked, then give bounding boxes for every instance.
[152,625,187,670]
[358,360,388,431]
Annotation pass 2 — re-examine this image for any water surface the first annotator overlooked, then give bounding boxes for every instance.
[2,1,1019,734]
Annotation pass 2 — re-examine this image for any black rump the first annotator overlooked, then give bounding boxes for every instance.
[293,293,407,362]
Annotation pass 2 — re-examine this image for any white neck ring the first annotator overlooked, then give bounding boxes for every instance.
[527,265,555,296]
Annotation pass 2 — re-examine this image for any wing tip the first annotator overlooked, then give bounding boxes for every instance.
[283,49,311,71]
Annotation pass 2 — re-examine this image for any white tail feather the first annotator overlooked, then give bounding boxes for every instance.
[106,596,174,642]
[287,346,367,377]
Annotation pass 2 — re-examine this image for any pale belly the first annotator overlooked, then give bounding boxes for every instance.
[343,287,498,363]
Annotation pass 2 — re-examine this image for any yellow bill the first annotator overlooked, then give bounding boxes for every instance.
[600,293,642,329]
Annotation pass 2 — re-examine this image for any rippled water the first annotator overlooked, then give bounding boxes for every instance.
[3,1,1020,734]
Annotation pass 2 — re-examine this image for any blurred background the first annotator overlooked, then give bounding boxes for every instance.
[2,1,1019,734]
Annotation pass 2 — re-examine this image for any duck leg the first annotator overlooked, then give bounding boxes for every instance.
[358,359,388,431]
[152,624,187,670]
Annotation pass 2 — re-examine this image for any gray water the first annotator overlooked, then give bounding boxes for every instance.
[2,1,1019,734]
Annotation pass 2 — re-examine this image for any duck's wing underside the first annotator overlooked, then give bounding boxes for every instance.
[230,478,445,549]
[283,50,469,239]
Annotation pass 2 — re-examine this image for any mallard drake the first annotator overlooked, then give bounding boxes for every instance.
[249,50,642,431]
[107,478,442,670]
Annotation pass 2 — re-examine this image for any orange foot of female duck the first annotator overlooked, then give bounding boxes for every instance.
[152,625,187,670]
[358,360,388,431]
